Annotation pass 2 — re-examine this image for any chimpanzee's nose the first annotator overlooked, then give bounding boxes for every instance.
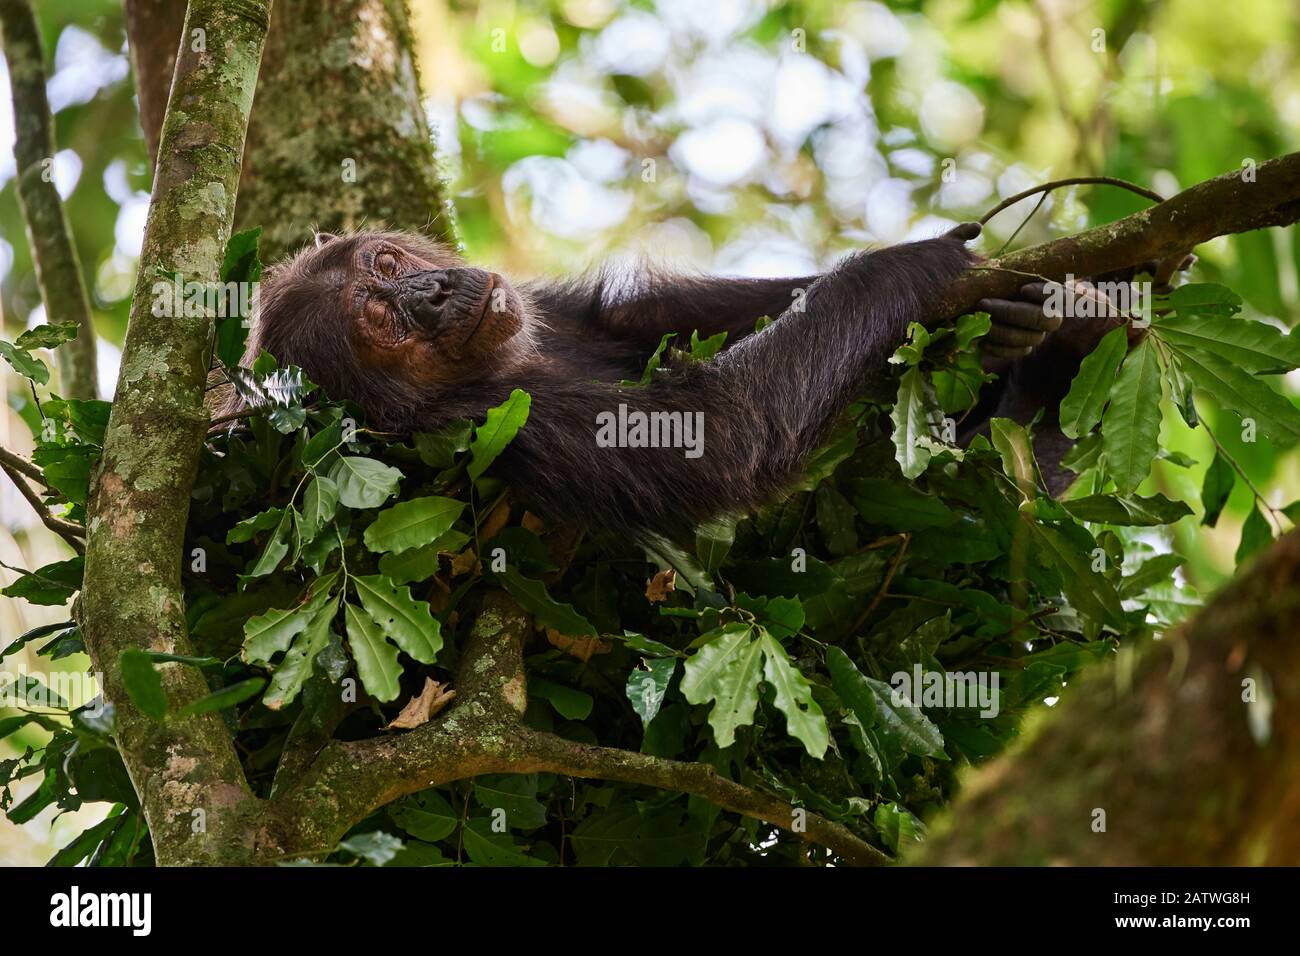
[399,270,452,326]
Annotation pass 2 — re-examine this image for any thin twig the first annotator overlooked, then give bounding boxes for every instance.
[0,444,44,484]
[979,177,1164,226]
[0,458,85,553]
[852,532,910,633]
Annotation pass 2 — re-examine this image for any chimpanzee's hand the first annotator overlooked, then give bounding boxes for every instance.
[977,279,1123,360]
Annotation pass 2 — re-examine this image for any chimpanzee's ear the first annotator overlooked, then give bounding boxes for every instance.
[313,231,339,248]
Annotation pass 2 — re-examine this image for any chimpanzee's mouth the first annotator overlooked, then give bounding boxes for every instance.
[461,273,495,346]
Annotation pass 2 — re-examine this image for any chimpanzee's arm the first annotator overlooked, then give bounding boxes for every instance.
[503,233,977,537]
[524,271,817,348]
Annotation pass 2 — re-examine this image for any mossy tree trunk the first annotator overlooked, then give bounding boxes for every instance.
[0,0,98,398]
[914,530,1300,866]
[126,0,457,263]
[80,0,276,866]
[234,0,457,260]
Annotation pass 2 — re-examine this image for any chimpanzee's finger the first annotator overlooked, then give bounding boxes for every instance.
[978,298,1063,332]
[986,324,1047,349]
[945,222,982,242]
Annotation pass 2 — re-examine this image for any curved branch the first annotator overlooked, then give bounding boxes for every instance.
[943,151,1300,317]
[276,590,888,865]
[0,457,84,553]
[0,444,44,484]
[979,176,1163,225]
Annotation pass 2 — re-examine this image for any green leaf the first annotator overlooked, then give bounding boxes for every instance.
[851,478,956,530]
[954,311,991,349]
[863,675,945,758]
[363,496,465,554]
[1200,452,1235,528]
[390,791,459,842]
[694,515,736,573]
[1170,346,1300,446]
[413,420,473,468]
[0,340,49,383]
[1059,326,1127,438]
[352,575,441,664]
[827,647,876,731]
[759,630,828,758]
[33,445,93,504]
[378,531,470,584]
[989,417,1037,497]
[245,507,295,578]
[689,329,727,361]
[1119,553,1184,597]
[1027,521,1126,628]
[1154,313,1300,373]
[300,476,340,544]
[462,818,548,866]
[1,557,82,606]
[227,507,284,544]
[890,366,933,479]
[329,456,403,508]
[119,649,167,721]
[531,677,594,720]
[15,322,79,350]
[468,388,531,481]
[1062,492,1193,526]
[627,657,677,728]
[680,623,763,748]
[344,602,403,703]
[497,568,596,636]
[177,678,266,718]
[1101,338,1163,494]
[634,332,676,384]
[1235,504,1274,564]
[264,596,338,709]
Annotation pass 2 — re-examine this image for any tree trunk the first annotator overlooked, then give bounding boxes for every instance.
[80,0,273,866]
[126,0,457,262]
[234,0,456,260]
[123,0,186,171]
[1,0,98,398]
[914,530,1300,865]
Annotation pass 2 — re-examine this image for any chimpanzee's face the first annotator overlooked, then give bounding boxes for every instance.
[346,234,528,385]
[251,231,530,404]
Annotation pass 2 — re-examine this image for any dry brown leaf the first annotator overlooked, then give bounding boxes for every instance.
[521,511,546,533]
[386,678,456,730]
[450,547,480,577]
[645,568,677,603]
[546,627,612,662]
[480,495,512,542]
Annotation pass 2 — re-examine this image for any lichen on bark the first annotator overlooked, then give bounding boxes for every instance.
[80,0,275,866]
[234,0,458,261]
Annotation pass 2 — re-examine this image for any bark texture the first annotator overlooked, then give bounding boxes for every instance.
[0,0,98,398]
[914,529,1300,865]
[124,0,187,169]
[233,0,457,260]
[80,0,274,867]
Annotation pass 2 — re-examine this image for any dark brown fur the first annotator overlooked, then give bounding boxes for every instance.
[231,229,1063,536]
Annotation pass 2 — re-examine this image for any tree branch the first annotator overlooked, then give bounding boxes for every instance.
[942,151,1300,317]
[0,0,98,398]
[0,457,84,553]
[276,591,888,865]
[79,0,274,867]
[0,444,44,484]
